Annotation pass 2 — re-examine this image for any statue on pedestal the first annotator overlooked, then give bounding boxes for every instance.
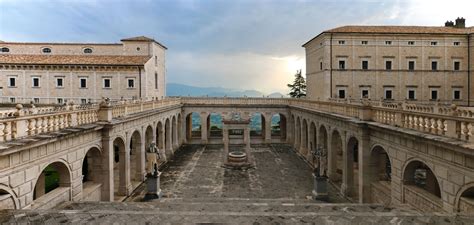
[146,142,160,175]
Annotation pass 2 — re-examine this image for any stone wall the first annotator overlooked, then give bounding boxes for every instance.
[371,181,391,205]
[81,182,102,202]
[29,187,70,210]
[404,185,443,212]
[0,193,16,209]
[459,197,474,213]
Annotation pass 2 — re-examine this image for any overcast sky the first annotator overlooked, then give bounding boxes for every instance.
[0,0,473,94]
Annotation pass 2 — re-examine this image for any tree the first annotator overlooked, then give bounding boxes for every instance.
[287,70,306,98]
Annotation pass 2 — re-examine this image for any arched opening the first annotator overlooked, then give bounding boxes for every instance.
[186,112,201,141]
[165,118,172,157]
[82,147,102,201]
[33,161,71,208]
[271,113,286,140]
[369,146,392,205]
[172,116,178,149]
[346,137,359,200]
[156,122,164,150]
[309,122,316,155]
[295,117,301,150]
[145,126,154,152]
[207,113,223,138]
[0,188,17,210]
[113,137,127,198]
[301,119,308,155]
[329,129,342,185]
[130,130,143,188]
[177,113,182,145]
[458,186,474,213]
[403,160,442,211]
[250,113,265,139]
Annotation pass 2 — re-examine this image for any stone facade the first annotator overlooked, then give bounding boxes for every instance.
[0,36,167,104]
[303,19,474,106]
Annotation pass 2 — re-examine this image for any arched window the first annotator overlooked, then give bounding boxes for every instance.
[83,48,93,54]
[42,47,51,53]
[1,47,9,53]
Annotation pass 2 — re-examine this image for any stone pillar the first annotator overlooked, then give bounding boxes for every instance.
[119,135,132,196]
[358,133,371,203]
[341,132,352,197]
[34,173,45,199]
[200,113,208,144]
[264,114,272,143]
[287,116,293,144]
[100,136,114,201]
[139,131,146,182]
[172,119,179,150]
[223,127,229,163]
[185,115,192,143]
[326,130,335,179]
[180,114,186,145]
[165,123,172,158]
[244,127,251,150]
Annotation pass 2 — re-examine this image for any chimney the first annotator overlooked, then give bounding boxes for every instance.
[455,17,466,28]
[445,20,454,27]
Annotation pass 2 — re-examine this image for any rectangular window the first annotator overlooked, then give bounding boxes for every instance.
[155,73,158,89]
[408,41,415,45]
[338,60,346,70]
[103,78,111,88]
[32,77,40,87]
[81,99,87,104]
[385,61,392,70]
[430,41,438,46]
[408,90,416,100]
[57,98,63,104]
[362,60,369,70]
[10,98,15,103]
[56,78,63,87]
[128,79,135,88]
[80,78,87,88]
[338,40,345,45]
[453,90,461,100]
[454,61,460,71]
[320,62,323,70]
[454,41,460,46]
[385,41,392,45]
[385,89,393,100]
[155,56,158,66]
[361,41,368,45]
[431,61,438,71]
[338,89,346,99]
[408,61,415,71]
[8,77,16,87]
[431,90,438,100]
[361,89,369,98]
[33,98,40,104]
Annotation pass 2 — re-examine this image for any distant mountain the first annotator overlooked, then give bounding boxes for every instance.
[167,83,267,97]
[268,92,286,98]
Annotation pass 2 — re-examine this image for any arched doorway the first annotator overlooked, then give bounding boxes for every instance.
[113,137,127,198]
[301,119,308,156]
[295,117,301,150]
[369,146,392,205]
[271,113,287,141]
[186,112,201,142]
[130,130,143,188]
[457,185,474,213]
[156,122,164,150]
[403,160,442,212]
[207,113,223,138]
[250,113,265,139]
[346,136,359,200]
[82,147,102,201]
[33,161,71,208]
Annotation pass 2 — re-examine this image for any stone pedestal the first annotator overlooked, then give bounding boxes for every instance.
[312,174,328,201]
[143,172,163,201]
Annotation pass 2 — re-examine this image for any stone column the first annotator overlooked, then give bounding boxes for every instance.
[286,116,293,144]
[200,113,208,144]
[341,132,352,197]
[172,120,178,150]
[264,114,272,143]
[101,136,114,201]
[139,130,146,182]
[34,173,45,199]
[119,135,132,196]
[326,130,335,180]
[358,133,371,203]
[244,127,251,150]
[223,127,229,163]
[180,113,186,145]
[165,123,172,158]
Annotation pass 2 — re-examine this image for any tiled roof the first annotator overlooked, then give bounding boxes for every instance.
[325,26,473,34]
[121,36,168,49]
[0,54,151,66]
[303,25,474,47]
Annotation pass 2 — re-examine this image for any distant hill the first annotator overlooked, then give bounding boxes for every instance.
[167,83,268,97]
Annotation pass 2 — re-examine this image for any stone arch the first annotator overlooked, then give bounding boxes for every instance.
[185,112,201,141]
[156,121,164,149]
[329,128,342,185]
[129,130,143,187]
[455,182,474,213]
[113,136,127,197]
[144,125,154,151]
[402,158,442,212]
[346,136,359,200]
[369,145,392,205]
[0,184,19,209]
[81,146,102,201]
[270,113,284,139]
[295,117,301,150]
[301,119,308,156]
[250,112,265,139]
[32,160,72,208]
[207,112,223,138]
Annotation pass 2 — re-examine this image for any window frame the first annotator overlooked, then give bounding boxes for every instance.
[338,40,345,45]
[32,77,40,88]
[453,89,462,100]
[430,89,439,100]
[385,41,392,45]
[127,78,136,89]
[361,60,369,70]
[42,47,52,54]
[453,60,461,71]
[408,60,415,71]
[57,98,64,104]
[8,77,16,87]
[83,48,93,54]
[103,78,111,89]
[361,41,368,45]
[337,88,346,99]
[79,77,88,89]
[407,89,416,100]
[338,60,346,70]
[453,41,460,46]
[408,41,415,45]
[431,60,438,71]
[385,60,392,70]
[33,98,40,104]
[430,41,438,46]
[1,47,10,53]
[56,77,64,88]
[384,89,393,100]
[361,89,369,99]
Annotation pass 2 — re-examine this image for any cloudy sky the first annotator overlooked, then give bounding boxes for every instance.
[0,0,472,94]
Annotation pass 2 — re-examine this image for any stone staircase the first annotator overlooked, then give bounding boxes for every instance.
[0,197,471,224]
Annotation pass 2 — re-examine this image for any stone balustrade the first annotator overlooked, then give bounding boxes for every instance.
[0,96,473,144]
